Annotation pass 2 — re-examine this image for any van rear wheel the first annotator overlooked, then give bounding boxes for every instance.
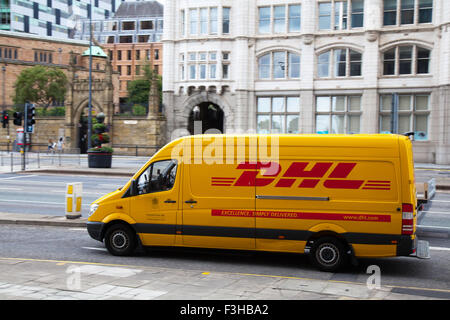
[309,237,347,272]
[104,223,137,256]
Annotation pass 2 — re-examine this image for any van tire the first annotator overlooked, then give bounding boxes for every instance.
[309,237,347,272]
[104,223,137,256]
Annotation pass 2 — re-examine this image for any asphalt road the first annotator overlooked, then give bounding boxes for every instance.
[0,173,130,216]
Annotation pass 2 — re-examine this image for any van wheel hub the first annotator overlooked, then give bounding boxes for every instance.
[111,231,128,250]
[317,244,339,265]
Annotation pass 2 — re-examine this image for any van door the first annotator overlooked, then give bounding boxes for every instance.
[181,161,255,250]
[129,159,179,246]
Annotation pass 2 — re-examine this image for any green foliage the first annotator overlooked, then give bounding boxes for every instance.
[126,64,162,107]
[13,66,68,109]
[93,123,106,132]
[35,106,66,116]
[132,104,147,116]
[90,113,113,153]
[88,146,114,153]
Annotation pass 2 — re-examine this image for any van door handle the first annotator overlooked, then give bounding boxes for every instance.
[164,199,176,203]
[185,200,197,204]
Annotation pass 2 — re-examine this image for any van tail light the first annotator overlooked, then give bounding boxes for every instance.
[402,203,414,235]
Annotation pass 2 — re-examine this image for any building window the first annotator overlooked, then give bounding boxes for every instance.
[136,50,140,60]
[154,49,159,60]
[1,47,18,60]
[383,0,433,26]
[382,45,430,76]
[200,8,208,35]
[317,48,362,78]
[33,50,53,64]
[258,51,301,79]
[210,7,218,34]
[181,9,185,36]
[257,97,300,134]
[140,20,154,30]
[122,21,135,31]
[273,5,286,33]
[315,96,361,134]
[117,50,122,61]
[289,5,301,32]
[127,50,132,60]
[189,9,198,35]
[379,94,430,140]
[222,7,230,34]
[319,0,364,30]
[258,7,271,34]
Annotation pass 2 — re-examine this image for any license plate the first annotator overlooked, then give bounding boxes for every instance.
[416,240,430,259]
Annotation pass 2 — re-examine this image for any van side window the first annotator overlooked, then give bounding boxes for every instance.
[136,160,178,195]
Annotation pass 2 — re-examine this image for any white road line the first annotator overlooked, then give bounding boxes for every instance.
[430,200,450,203]
[0,187,23,191]
[0,199,90,207]
[82,247,107,252]
[421,211,450,215]
[430,247,450,252]
[0,175,38,180]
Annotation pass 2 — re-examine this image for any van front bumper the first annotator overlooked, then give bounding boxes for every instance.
[87,221,105,242]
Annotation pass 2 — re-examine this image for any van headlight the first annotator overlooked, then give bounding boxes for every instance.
[89,203,99,217]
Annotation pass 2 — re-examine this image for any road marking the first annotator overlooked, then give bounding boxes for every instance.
[0,175,38,180]
[420,211,450,215]
[0,187,23,191]
[430,200,450,203]
[0,199,90,207]
[430,246,450,252]
[82,247,107,252]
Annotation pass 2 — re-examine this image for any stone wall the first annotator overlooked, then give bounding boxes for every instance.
[0,116,166,156]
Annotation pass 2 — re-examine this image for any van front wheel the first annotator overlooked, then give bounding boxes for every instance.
[309,237,347,272]
[104,223,137,256]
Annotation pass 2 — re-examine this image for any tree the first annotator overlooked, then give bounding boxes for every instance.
[126,64,162,106]
[13,65,68,109]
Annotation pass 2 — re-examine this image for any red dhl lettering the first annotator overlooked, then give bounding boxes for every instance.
[211,162,391,190]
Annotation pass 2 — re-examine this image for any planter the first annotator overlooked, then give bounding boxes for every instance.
[88,152,112,168]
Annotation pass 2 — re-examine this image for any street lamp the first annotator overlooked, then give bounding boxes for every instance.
[88,0,93,150]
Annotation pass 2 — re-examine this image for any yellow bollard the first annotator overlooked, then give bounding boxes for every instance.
[66,182,82,219]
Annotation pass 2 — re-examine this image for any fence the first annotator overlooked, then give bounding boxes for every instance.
[0,148,82,173]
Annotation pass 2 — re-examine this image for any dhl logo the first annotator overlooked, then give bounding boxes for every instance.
[211,162,391,190]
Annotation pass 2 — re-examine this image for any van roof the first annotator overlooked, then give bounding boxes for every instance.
[154,134,405,159]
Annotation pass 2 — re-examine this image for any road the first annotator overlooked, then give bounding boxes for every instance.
[0,171,449,299]
[0,173,130,216]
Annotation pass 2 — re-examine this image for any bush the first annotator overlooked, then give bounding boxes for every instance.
[132,104,147,116]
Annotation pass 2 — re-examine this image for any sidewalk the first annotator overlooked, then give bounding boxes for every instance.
[0,254,443,300]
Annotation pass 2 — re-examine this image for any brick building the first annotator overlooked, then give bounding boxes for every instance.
[0,29,119,152]
[75,1,164,104]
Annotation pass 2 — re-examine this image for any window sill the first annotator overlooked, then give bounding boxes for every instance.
[380,74,432,79]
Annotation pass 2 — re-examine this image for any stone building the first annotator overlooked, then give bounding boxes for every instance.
[162,0,450,164]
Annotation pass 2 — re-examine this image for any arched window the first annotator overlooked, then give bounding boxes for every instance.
[317,48,362,78]
[382,45,430,76]
[258,51,301,79]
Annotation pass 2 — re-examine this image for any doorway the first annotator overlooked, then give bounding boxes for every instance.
[187,102,224,135]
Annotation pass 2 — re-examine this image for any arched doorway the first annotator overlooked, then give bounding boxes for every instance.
[187,102,224,134]
[77,105,103,154]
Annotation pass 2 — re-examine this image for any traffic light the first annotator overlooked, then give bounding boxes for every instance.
[1,110,8,128]
[24,103,36,133]
[13,111,22,126]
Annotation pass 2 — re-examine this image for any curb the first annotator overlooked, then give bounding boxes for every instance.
[15,169,134,177]
[0,217,87,228]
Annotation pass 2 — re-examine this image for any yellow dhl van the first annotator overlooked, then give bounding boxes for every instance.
[87,134,430,271]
